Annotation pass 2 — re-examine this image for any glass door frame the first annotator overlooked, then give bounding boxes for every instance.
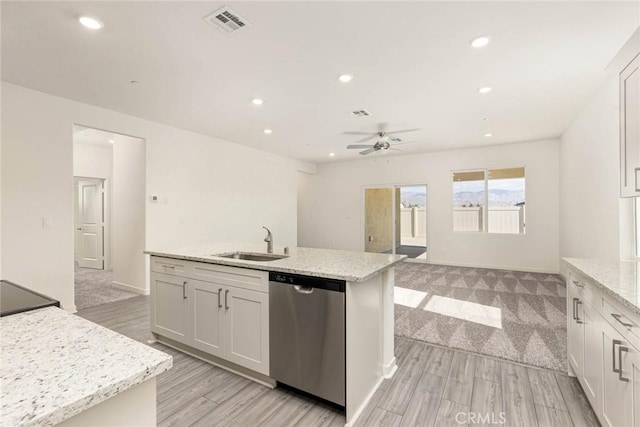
[362,183,429,263]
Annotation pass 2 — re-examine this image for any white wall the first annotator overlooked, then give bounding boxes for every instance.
[1,82,309,310]
[559,29,640,269]
[73,143,113,180]
[298,139,560,273]
[112,135,146,293]
[560,76,622,265]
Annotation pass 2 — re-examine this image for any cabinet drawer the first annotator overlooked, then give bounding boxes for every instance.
[151,256,190,277]
[569,270,598,308]
[602,296,640,351]
[191,262,268,293]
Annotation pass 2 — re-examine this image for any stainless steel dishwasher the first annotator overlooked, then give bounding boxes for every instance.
[269,272,346,407]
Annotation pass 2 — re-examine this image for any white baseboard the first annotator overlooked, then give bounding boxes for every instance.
[112,280,149,295]
[382,356,398,379]
[64,304,78,314]
[426,259,559,275]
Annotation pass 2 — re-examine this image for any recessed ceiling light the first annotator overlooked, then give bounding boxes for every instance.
[338,74,353,83]
[109,139,114,144]
[471,36,490,48]
[484,133,493,138]
[478,86,492,94]
[263,129,272,134]
[252,98,264,106]
[483,117,490,121]
[329,152,336,157]
[78,16,103,30]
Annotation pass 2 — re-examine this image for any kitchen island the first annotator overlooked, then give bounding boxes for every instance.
[146,244,405,426]
[0,307,172,427]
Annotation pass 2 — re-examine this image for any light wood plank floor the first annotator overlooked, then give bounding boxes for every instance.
[77,295,599,427]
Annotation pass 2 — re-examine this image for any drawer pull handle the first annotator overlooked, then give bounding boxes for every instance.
[163,265,175,269]
[619,345,630,382]
[182,281,187,299]
[225,289,229,310]
[613,339,622,374]
[218,288,223,308]
[572,298,578,321]
[572,280,584,288]
[575,300,583,324]
[611,313,634,328]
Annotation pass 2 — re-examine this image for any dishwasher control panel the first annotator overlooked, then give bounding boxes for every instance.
[268,272,345,292]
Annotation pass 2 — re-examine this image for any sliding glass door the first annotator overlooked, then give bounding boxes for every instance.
[364,185,428,260]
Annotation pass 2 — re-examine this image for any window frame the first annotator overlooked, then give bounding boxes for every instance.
[451,167,526,235]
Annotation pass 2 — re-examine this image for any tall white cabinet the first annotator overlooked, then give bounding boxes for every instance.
[620,53,640,197]
[567,266,640,426]
[150,256,270,376]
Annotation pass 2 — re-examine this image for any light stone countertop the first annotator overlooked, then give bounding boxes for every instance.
[564,258,640,314]
[0,307,172,427]
[146,244,407,282]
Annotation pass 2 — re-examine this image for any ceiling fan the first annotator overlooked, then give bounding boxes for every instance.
[344,126,421,155]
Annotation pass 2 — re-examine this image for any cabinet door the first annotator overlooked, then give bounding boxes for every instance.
[620,53,640,197]
[601,320,633,427]
[568,289,584,377]
[582,301,602,408]
[189,280,225,358]
[150,272,189,344]
[224,287,269,375]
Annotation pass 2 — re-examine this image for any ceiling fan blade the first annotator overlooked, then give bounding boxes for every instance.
[347,144,375,149]
[353,134,379,143]
[386,128,421,135]
[343,131,375,135]
[391,140,420,145]
[359,148,377,155]
[389,148,403,151]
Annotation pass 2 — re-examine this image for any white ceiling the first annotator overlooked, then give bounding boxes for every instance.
[73,126,115,146]
[2,2,638,163]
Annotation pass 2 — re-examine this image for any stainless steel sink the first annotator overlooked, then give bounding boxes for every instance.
[214,252,288,262]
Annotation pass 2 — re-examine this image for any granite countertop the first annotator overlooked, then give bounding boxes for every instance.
[0,307,172,427]
[564,258,640,314]
[146,244,407,282]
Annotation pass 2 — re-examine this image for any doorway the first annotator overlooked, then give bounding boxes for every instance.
[364,184,428,260]
[72,125,146,310]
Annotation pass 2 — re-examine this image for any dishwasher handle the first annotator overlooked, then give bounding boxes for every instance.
[294,285,314,294]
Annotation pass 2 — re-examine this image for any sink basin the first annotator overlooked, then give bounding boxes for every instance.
[214,252,288,262]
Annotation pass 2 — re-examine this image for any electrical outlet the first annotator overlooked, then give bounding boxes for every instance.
[42,217,52,228]
[150,195,159,203]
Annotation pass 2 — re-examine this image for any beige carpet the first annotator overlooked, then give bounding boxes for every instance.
[394,262,567,372]
[74,263,137,311]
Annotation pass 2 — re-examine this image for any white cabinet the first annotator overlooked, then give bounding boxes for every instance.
[189,279,225,358]
[566,265,640,426]
[224,287,269,374]
[601,319,634,427]
[620,53,640,197]
[150,273,188,344]
[150,257,269,376]
[568,287,584,376]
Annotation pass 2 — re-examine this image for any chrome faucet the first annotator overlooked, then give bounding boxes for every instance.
[262,226,273,253]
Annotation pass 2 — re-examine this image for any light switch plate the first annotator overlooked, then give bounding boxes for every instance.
[42,217,52,228]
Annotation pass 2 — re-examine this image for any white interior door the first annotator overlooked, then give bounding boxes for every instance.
[77,178,104,269]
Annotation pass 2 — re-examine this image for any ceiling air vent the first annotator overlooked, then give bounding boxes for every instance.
[351,109,372,117]
[203,6,250,34]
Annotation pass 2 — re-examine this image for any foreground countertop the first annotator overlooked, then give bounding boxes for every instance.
[564,258,640,314]
[146,244,407,282]
[0,307,172,427]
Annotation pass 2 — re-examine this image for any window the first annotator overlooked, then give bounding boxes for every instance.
[452,168,525,234]
[452,171,486,232]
